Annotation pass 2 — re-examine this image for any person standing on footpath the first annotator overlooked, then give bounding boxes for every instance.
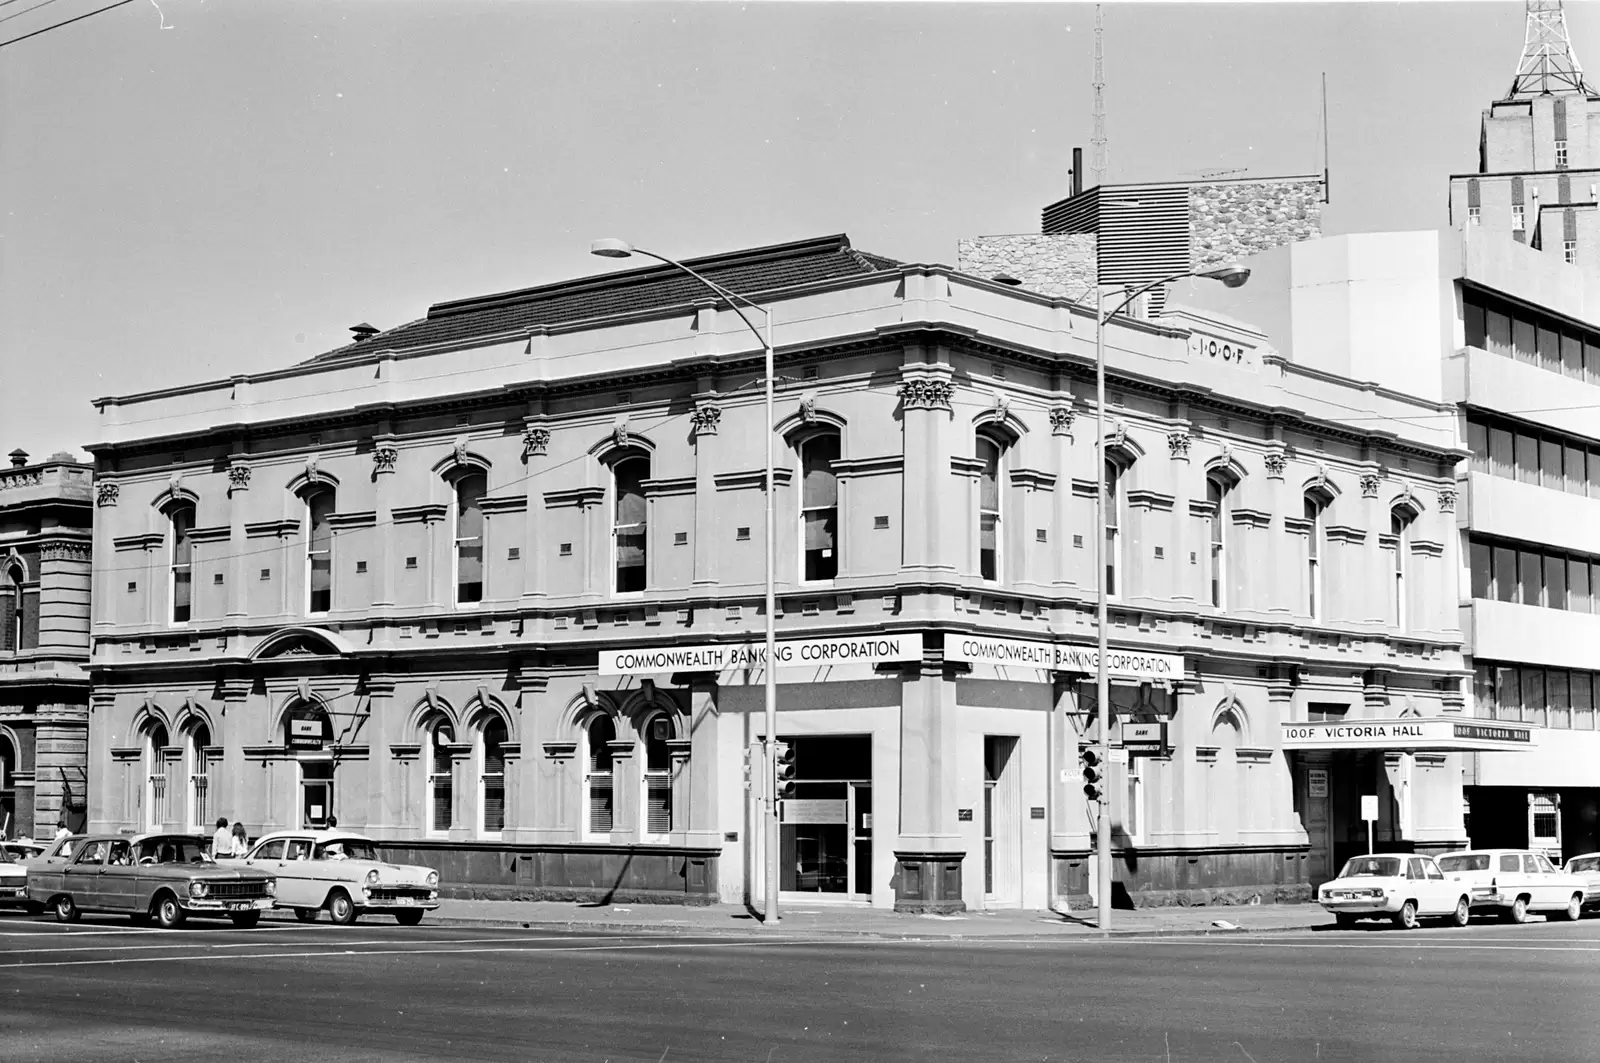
[212,817,232,859]
[229,821,249,858]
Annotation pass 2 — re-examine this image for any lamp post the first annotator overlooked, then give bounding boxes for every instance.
[590,239,783,925]
[1091,263,1248,931]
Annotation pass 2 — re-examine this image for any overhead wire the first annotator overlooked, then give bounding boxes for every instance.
[0,0,71,28]
[0,0,136,48]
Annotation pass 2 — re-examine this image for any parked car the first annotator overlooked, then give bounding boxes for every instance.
[241,830,439,925]
[1318,853,1472,929]
[26,832,276,928]
[0,842,41,907]
[1436,848,1587,923]
[1563,852,1600,911]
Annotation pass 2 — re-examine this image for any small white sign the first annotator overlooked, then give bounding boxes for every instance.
[1108,749,1129,765]
[1309,768,1329,799]
[1360,795,1379,822]
[781,798,848,825]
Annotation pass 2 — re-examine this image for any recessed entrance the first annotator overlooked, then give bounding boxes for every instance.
[778,735,871,900]
[984,735,1021,907]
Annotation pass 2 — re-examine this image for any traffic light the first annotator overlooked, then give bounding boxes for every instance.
[773,740,798,801]
[1081,747,1103,803]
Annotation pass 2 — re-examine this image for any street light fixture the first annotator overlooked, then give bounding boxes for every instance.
[589,238,784,925]
[1090,263,1249,931]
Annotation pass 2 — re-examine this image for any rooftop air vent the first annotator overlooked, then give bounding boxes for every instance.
[993,274,1023,286]
[8,449,28,469]
[349,322,379,343]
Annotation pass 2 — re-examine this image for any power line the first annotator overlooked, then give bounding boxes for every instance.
[0,0,136,49]
[0,0,69,25]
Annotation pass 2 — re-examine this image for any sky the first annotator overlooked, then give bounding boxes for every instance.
[0,1,1569,461]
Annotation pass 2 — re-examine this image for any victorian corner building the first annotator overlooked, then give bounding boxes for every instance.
[82,226,1513,913]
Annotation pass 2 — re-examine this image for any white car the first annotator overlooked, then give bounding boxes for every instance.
[1563,852,1600,912]
[0,842,42,907]
[1436,848,1587,923]
[1318,854,1472,929]
[241,830,440,925]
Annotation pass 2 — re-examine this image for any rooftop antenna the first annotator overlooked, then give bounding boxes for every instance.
[1089,4,1107,187]
[1321,72,1331,204]
[1506,0,1593,99]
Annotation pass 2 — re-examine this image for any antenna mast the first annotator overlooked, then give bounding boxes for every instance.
[1090,4,1107,187]
[1506,0,1593,99]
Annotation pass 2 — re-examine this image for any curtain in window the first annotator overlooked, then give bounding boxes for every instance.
[481,719,506,834]
[455,474,486,603]
[308,490,335,613]
[587,716,615,833]
[430,724,455,833]
[978,437,1001,581]
[613,457,648,592]
[171,506,194,623]
[801,434,840,581]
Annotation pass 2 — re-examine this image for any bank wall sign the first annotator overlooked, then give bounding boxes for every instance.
[944,635,1183,683]
[1280,717,1536,752]
[599,634,922,677]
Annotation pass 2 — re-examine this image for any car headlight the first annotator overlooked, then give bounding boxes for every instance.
[426,871,439,888]
[189,881,209,898]
[264,879,276,897]
[365,869,380,887]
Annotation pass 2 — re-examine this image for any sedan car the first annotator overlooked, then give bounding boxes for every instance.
[0,842,41,907]
[1563,852,1600,911]
[1318,854,1472,929]
[1436,848,1587,923]
[27,833,276,928]
[241,831,439,925]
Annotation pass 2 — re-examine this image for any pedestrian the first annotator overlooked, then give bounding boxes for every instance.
[327,815,338,830]
[54,822,72,842]
[230,821,249,858]
[211,817,231,857]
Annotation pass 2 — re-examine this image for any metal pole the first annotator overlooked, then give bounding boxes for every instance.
[763,313,780,926]
[1094,285,1112,931]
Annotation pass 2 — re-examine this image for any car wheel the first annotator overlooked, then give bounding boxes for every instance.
[1334,914,1358,929]
[394,909,425,926]
[1451,896,1470,928]
[293,907,320,923]
[1561,893,1583,922]
[229,910,261,929]
[1506,895,1530,924]
[1393,900,1420,930]
[326,889,357,926]
[153,893,186,930]
[52,895,80,924]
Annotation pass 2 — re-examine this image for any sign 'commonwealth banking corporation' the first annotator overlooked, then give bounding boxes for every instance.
[600,634,923,677]
[943,636,1183,683]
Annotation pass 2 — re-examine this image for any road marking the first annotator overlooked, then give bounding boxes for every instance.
[1117,938,1600,953]
[0,923,318,938]
[0,932,689,956]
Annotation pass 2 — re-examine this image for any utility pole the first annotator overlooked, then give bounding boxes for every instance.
[1506,0,1592,99]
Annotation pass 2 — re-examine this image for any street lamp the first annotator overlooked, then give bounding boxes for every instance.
[1091,263,1248,931]
[590,239,784,925]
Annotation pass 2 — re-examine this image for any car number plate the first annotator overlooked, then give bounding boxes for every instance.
[398,896,414,905]
[227,901,252,911]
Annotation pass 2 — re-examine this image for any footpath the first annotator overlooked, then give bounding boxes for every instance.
[378,897,1334,939]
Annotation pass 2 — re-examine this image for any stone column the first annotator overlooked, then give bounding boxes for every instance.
[606,740,638,844]
[1050,403,1076,589]
[1359,467,1386,627]
[684,676,720,845]
[893,662,965,914]
[1168,429,1193,603]
[370,439,399,609]
[225,457,251,619]
[898,361,956,575]
[521,419,550,607]
[690,400,721,586]
[362,677,397,831]
[1263,448,1291,615]
[91,480,120,639]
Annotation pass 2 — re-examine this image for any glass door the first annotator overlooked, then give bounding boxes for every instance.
[299,759,334,829]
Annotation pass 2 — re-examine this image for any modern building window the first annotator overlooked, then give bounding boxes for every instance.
[1468,534,1600,615]
[453,473,486,605]
[584,715,616,836]
[187,722,211,833]
[428,720,455,835]
[144,722,169,831]
[479,716,506,837]
[1463,290,1600,386]
[1565,240,1578,265]
[612,454,649,594]
[1475,661,1599,731]
[1513,204,1526,232]
[799,432,840,582]
[1389,509,1413,629]
[1556,139,1569,168]
[169,503,195,625]
[305,488,335,614]
[1304,495,1325,620]
[1465,413,1600,497]
[641,712,673,836]
[1206,476,1230,608]
[978,435,1004,582]
[1468,204,1481,225]
[1104,460,1124,598]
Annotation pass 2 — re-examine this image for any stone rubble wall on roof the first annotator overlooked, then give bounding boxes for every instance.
[956,234,1097,299]
[1191,179,1323,267]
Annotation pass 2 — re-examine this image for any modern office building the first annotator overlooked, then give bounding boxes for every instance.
[0,448,92,840]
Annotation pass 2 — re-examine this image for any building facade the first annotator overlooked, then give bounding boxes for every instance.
[83,233,1488,910]
[0,449,92,840]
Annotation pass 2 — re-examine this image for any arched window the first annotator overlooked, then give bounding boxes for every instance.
[1207,475,1232,609]
[978,435,1004,582]
[479,716,507,838]
[428,719,455,835]
[1305,494,1326,620]
[144,722,170,831]
[799,432,840,582]
[641,712,673,837]
[612,454,649,594]
[1390,508,1415,629]
[186,722,212,832]
[454,473,486,605]
[169,503,195,625]
[1104,460,1124,599]
[585,715,616,836]
[4,567,23,652]
[305,487,335,614]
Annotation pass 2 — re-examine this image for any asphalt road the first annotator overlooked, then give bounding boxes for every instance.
[2,911,1598,1062]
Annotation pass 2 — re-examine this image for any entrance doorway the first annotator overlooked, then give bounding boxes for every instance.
[984,736,1021,907]
[299,759,334,829]
[778,735,872,900]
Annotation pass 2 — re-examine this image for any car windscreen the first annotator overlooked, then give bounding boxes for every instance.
[1339,856,1402,878]
[1437,854,1490,872]
[315,839,379,861]
[0,848,25,864]
[134,838,211,865]
[1570,857,1600,873]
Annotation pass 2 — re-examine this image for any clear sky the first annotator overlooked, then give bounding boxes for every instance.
[0,1,1565,460]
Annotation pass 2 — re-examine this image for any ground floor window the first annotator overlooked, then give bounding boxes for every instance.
[299,759,334,829]
[778,734,872,897]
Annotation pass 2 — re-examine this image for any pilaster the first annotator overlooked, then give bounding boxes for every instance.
[898,361,956,573]
[690,399,721,586]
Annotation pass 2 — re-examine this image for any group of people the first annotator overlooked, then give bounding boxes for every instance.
[210,818,250,858]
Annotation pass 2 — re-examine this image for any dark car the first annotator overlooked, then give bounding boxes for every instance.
[27,833,276,928]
